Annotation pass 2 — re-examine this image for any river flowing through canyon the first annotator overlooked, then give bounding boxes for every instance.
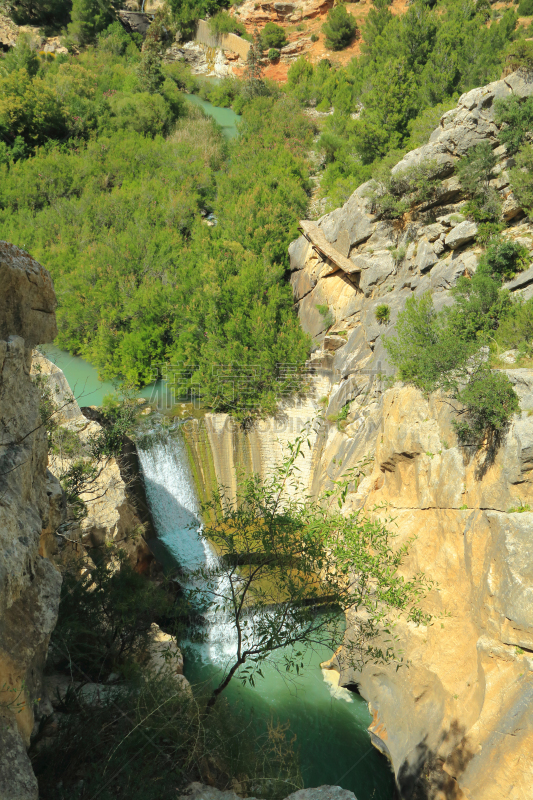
[38,90,395,798]
[137,428,395,799]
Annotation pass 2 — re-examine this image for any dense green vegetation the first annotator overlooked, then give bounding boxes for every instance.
[0,24,311,419]
[190,0,524,207]
[283,0,521,205]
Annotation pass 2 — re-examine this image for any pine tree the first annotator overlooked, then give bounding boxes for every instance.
[67,0,113,46]
[137,11,166,93]
[243,27,267,98]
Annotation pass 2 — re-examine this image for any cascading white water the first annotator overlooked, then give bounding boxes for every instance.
[137,429,244,666]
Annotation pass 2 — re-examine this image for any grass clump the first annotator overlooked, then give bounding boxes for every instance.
[375,304,391,324]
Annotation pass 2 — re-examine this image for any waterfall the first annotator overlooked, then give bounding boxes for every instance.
[137,431,206,571]
[137,429,243,667]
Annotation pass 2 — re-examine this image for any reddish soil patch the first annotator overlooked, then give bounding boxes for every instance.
[232,0,520,84]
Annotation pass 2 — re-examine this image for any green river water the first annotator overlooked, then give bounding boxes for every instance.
[41,92,396,800]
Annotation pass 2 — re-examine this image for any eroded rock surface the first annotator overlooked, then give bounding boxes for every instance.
[0,244,63,800]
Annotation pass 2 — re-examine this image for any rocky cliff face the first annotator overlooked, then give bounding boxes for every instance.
[31,353,154,571]
[186,71,533,799]
[0,243,63,800]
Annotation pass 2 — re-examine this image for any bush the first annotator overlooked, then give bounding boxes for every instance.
[268,47,280,61]
[375,304,390,324]
[384,292,520,445]
[495,94,533,154]
[208,11,246,37]
[495,295,533,354]
[504,38,533,73]
[510,142,533,213]
[456,142,501,221]
[518,0,533,14]
[322,5,357,51]
[310,33,319,42]
[480,238,529,281]
[260,22,287,49]
[316,303,334,329]
[365,159,440,220]
[454,367,520,443]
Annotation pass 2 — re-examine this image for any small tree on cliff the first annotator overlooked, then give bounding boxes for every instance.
[187,424,432,709]
[243,27,267,98]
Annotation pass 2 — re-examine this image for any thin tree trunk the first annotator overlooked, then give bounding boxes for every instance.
[206,657,245,712]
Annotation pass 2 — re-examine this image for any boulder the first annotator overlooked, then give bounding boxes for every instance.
[285,789,357,800]
[415,238,439,273]
[444,220,478,249]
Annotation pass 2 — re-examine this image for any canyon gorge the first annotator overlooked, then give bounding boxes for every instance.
[1,51,533,800]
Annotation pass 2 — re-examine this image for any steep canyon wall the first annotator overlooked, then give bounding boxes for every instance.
[186,71,533,800]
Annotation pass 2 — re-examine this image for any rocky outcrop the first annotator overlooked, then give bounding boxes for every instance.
[234,0,333,26]
[289,71,533,371]
[285,70,533,800]
[183,72,533,799]
[31,353,153,571]
[0,244,63,800]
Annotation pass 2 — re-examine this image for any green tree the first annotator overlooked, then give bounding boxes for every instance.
[0,34,40,78]
[322,5,357,51]
[510,143,533,213]
[260,22,287,50]
[66,0,114,46]
[0,69,67,149]
[495,95,533,155]
[188,428,432,709]
[243,27,267,98]
[352,58,419,163]
[7,0,72,27]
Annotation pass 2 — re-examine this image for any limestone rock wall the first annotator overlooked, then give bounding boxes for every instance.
[186,72,533,799]
[0,243,63,800]
[31,353,154,571]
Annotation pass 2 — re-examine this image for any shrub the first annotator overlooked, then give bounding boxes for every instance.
[316,303,335,328]
[510,142,533,213]
[383,293,476,393]
[322,5,357,51]
[260,22,287,50]
[375,304,391,324]
[365,159,440,220]
[454,367,520,443]
[518,0,533,15]
[268,48,280,61]
[495,95,533,154]
[494,295,533,353]
[480,238,529,281]
[310,33,319,42]
[456,142,501,221]
[504,38,533,73]
[209,11,246,37]
[384,292,520,445]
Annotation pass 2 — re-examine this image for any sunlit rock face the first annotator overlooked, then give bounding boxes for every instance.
[185,72,533,800]
[0,243,62,800]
